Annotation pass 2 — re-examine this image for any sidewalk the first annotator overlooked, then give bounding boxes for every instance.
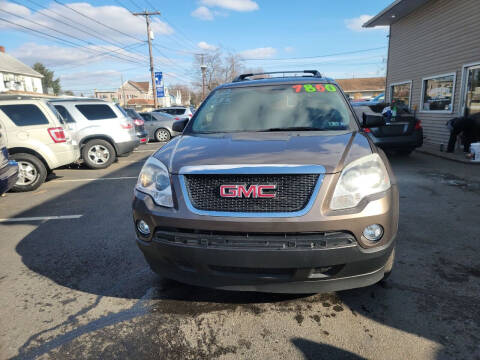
[416,143,480,164]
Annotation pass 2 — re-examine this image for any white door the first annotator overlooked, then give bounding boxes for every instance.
[462,65,480,117]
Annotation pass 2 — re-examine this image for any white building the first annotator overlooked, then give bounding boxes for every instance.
[0,46,43,94]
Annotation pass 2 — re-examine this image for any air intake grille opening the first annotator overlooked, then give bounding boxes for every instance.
[184,174,319,213]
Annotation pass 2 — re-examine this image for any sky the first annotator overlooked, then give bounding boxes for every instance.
[0,0,392,94]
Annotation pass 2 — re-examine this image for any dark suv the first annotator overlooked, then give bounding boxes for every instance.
[133,71,398,293]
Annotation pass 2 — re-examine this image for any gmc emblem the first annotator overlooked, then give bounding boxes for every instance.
[219,184,277,198]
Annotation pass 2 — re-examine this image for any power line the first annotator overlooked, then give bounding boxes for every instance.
[0,9,148,66]
[18,0,142,50]
[139,0,198,51]
[152,44,193,75]
[0,16,148,66]
[54,43,146,71]
[126,0,143,11]
[52,0,143,43]
[241,46,388,61]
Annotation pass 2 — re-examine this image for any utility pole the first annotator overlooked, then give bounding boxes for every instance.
[133,11,161,109]
[200,53,207,100]
[121,74,126,107]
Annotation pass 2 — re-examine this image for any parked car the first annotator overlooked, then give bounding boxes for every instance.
[139,111,180,142]
[153,106,193,120]
[0,96,80,191]
[121,107,148,145]
[351,93,385,107]
[353,105,423,155]
[133,70,399,294]
[0,121,18,195]
[50,99,139,169]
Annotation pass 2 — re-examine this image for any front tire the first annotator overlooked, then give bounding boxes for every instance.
[10,153,47,192]
[155,128,171,142]
[82,139,116,169]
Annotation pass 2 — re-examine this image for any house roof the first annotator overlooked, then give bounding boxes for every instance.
[128,81,149,93]
[127,98,154,105]
[335,77,385,92]
[0,52,43,78]
[94,90,116,94]
[363,0,430,27]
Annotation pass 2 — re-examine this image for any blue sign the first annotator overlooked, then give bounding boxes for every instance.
[154,72,162,86]
[156,86,165,98]
[155,72,164,97]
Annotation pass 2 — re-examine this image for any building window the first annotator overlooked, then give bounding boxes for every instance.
[421,73,456,112]
[390,81,411,108]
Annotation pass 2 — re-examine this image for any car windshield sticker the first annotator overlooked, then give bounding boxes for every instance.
[292,84,337,93]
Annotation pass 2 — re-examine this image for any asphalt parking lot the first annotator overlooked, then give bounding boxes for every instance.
[0,142,479,360]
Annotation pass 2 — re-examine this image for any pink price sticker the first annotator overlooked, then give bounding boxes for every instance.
[292,84,337,93]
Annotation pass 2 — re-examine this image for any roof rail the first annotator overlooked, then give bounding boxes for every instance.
[0,94,54,101]
[233,70,322,82]
[49,97,106,102]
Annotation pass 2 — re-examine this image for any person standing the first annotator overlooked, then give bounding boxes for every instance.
[447,114,480,153]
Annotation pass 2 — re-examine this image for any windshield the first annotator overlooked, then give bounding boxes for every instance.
[115,104,129,117]
[189,84,354,133]
[46,102,66,125]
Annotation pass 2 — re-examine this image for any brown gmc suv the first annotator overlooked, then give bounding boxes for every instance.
[132,70,399,293]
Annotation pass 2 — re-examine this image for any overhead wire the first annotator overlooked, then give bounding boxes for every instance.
[0,16,148,66]
[52,0,144,43]
[240,46,388,61]
[19,0,143,49]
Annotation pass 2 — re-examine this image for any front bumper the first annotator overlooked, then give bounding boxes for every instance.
[137,231,395,293]
[132,177,399,293]
[0,160,19,194]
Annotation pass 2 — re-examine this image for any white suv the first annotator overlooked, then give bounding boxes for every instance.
[50,99,139,169]
[0,97,80,191]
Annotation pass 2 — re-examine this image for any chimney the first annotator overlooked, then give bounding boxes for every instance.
[0,46,5,53]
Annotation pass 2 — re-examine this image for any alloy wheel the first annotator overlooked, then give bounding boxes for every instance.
[87,145,110,164]
[16,161,38,186]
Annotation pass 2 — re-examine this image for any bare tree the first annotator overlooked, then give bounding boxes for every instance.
[192,49,246,100]
[169,83,192,105]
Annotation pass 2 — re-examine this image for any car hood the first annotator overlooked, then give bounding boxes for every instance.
[155,131,372,174]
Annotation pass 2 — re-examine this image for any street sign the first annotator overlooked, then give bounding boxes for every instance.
[155,72,164,98]
[156,86,165,98]
[154,72,162,86]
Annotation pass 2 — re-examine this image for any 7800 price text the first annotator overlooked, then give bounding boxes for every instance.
[292,84,337,93]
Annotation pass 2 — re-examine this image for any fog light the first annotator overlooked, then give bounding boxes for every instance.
[363,224,384,242]
[137,220,151,236]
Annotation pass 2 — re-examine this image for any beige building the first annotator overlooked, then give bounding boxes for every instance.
[94,90,117,102]
[0,46,43,95]
[117,81,152,106]
[365,0,480,147]
[335,77,385,101]
[116,80,177,108]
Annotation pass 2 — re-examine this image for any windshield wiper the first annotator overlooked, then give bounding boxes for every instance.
[257,126,324,132]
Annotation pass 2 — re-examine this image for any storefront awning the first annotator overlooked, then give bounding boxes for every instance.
[363,0,430,27]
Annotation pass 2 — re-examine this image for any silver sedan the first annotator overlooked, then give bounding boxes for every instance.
[140,112,181,142]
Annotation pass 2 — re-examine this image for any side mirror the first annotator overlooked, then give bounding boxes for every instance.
[362,113,385,128]
[172,118,188,132]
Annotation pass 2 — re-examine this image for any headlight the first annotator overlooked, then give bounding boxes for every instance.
[136,157,173,207]
[330,153,390,210]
